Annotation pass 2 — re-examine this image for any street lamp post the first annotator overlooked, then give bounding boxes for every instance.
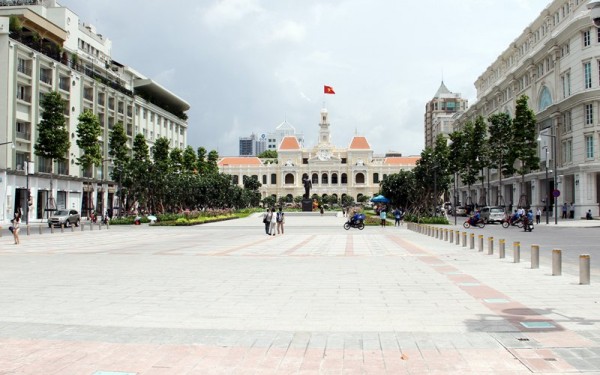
[101,158,112,219]
[538,133,557,225]
[543,146,549,225]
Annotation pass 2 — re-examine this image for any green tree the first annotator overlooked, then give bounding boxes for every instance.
[207,150,219,174]
[169,148,183,174]
[472,116,489,206]
[129,134,151,213]
[487,112,513,205]
[35,91,70,211]
[182,146,197,173]
[75,110,102,172]
[258,150,278,159]
[76,110,102,216]
[510,95,540,206]
[196,147,207,175]
[379,170,416,210]
[108,122,130,216]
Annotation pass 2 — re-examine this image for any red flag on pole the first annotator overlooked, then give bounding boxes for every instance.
[324,85,335,94]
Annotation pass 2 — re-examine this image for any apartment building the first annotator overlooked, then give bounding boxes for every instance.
[0,0,189,222]
[453,0,600,217]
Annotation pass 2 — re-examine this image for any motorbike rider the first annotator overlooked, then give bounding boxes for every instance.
[470,210,481,225]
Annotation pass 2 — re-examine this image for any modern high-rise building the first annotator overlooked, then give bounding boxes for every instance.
[423,81,468,148]
[0,0,189,222]
[453,0,599,217]
[238,120,304,156]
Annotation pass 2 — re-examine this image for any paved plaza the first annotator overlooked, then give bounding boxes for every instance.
[0,214,599,374]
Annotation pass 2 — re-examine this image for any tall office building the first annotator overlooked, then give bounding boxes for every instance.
[423,81,468,148]
[0,0,189,222]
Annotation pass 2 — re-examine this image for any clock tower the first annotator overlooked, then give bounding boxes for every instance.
[318,108,331,147]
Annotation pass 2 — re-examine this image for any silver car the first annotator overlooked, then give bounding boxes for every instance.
[48,209,81,227]
[480,206,506,223]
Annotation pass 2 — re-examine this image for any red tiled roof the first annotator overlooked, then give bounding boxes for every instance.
[383,156,420,166]
[218,157,262,167]
[349,136,370,150]
[279,136,301,150]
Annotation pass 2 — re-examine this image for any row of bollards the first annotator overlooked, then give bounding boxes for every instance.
[408,223,591,285]
[7,221,110,237]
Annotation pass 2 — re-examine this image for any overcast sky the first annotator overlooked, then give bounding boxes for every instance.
[57,0,552,157]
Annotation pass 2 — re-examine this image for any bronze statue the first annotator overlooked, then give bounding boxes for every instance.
[302,176,312,199]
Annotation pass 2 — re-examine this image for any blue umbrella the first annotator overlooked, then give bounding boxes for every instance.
[371,195,390,203]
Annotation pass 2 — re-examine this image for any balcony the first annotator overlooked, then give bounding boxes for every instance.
[16,130,31,141]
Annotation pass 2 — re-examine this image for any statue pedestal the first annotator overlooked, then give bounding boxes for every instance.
[301,199,313,212]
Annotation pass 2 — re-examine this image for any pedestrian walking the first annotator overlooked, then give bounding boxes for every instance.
[562,203,568,219]
[393,208,401,227]
[535,208,541,224]
[276,207,285,235]
[380,209,387,227]
[269,207,277,236]
[11,210,21,245]
[569,202,575,219]
[262,208,271,235]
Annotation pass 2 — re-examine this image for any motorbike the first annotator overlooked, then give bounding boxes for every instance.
[522,216,534,232]
[344,214,365,230]
[463,216,485,229]
[501,215,523,228]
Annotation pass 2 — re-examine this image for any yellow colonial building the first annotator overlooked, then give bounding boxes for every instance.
[218,108,419,202]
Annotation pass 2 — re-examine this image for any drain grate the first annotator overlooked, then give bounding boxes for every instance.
[517,338,530,341]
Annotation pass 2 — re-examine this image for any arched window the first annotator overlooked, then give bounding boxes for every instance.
[331,173,338,184]
[322,173,328,184]
[271,173,277,184]
[312,173,318,184]
[262,175,267,184]
[284,173,294,184]
[341,173,348,184]
[355,173,365,184]
[538,86,553,111]
[373,173,379,183]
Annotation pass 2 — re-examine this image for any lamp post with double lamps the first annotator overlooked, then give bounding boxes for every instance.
[537,133,557,224]
[101,158,112,220]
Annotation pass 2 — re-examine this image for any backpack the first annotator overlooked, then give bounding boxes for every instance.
[276,212,283,222]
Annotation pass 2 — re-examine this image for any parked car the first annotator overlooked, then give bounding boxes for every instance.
[48,209,81,227]
[480,206,506,223]
[454,206,467,216]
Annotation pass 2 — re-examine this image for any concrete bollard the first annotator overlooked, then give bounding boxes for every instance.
[26,225,30,236]
[455,231,460,245]
[469,233,475,249]
[89,221,93,231]
[449,230,454,243]
[552,249,562,276]
[444,229,448,242]
[499,239,505,258]
[71,224,74,232]
[81,222,85,231]
[488,237,494,255]
[478,235,483,252]
[39,225,42,235]
[98,222,102,230]
[106,221,109,230]
[531,245,540,269]
[461,232,467,247]
[513,241,520,263]
[50,225,54,234]
[580,254,591,285]
[61,224,64,233]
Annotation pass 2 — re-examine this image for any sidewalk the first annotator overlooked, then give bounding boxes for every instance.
[0,215,598,373]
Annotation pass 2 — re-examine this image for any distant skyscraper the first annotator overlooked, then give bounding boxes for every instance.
[423,82,468,148]
[238,120,304,156]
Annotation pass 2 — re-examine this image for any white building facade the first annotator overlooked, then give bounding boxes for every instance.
[454,0,600,218]
[0,0,189,223]
[219,108,419,202]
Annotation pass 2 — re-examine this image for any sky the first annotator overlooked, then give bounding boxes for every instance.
[57,0,553,157]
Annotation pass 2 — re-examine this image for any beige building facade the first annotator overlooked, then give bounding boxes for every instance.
[218,108,419,203]
[0,1,189,223]
[454,0,600,218]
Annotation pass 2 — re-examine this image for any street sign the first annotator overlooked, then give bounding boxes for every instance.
[553,189,561,198]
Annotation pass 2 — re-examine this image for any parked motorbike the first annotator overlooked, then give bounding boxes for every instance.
[463,217,485,229]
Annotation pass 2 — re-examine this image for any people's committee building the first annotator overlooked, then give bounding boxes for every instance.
[0,0,189,223]
[452,0,600,218]
[219,108,419,202]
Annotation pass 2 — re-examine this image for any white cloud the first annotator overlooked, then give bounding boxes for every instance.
[201,0,264,29]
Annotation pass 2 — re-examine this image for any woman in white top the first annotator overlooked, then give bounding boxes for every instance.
[12,211,21,245]
[269,207,277,236]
